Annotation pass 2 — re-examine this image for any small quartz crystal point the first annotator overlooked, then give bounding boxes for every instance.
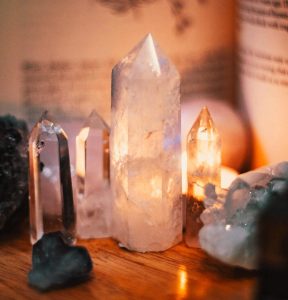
[186,106,221,198]
[111,33,182,252]
[185,106,221,248]
[28,231,93,291]
[29,111,76,245]
[76,110,111,239]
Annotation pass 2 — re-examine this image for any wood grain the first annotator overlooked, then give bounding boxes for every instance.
[0,224,257,300]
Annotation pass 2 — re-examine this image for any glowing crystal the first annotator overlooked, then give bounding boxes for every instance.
[185,107,221,247]
[111,34,182,252]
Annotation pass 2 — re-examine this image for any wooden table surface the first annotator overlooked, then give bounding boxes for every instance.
[0,225,257,300]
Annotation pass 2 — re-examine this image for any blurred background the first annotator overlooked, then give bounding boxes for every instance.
[1,0,288,170]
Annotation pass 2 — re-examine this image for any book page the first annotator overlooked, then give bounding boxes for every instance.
[0,0,235,123]
[238,0,288,167]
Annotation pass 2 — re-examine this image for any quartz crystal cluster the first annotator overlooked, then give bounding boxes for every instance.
[199,161,288,269]
[111,34,182,252]
[76,110,111,238]
[29,112,76,245]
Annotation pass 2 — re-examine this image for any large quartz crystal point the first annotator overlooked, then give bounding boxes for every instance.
[111,33,182,252]
[199,161,288,269]
[76,110,111,239]
[29,111,76,245]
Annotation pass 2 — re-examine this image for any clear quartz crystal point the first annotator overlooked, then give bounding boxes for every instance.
[76,110,111,238]
[111,33,182,252]
[187,106,221,198]
[28,111,76,244]
[185,106,221,247]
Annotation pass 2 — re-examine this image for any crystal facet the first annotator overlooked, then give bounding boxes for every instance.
[111,34,182,252]
[29,112,76,244]
[76,110,111,238]
[185,107,221,247]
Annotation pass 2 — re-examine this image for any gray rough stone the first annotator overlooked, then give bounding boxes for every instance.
[0,115,28,231]
[28,232,93,291]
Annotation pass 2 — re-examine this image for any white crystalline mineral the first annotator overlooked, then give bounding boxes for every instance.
[111,34,182,252]
[199,161,288,269]
[76,110,111,239]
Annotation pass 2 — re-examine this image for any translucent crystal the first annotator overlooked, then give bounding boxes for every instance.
[185,107,221,247]
[199,161,288,269]
[76,110,111,239]
[29,111,76,244]
[111,33,182,252]
[186,106,221,198]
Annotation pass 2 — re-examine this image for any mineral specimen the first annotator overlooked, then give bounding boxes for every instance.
[76,110,111,238]
[29,112,76,245]
[185,107,221,247]
[186,106,221,198]
[199,161,288,269]
[28,232,93,291]
[0,115,28,231]
[181,99,248,170]
[111,33,182,252]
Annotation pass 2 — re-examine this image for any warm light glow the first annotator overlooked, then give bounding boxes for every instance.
[192,182,205,200]
[196,125,218,141]
[150,176,162,198]
[177,266,187,298]
[221,166,238,189]
[76,126,89,178]
[182,151,238,194]
[181,151,188,194]
[186,107,221,199]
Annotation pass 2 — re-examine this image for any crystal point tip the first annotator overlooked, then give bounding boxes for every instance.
[39,110,49,121]
[197,106,216,129]
[39,110,55,125]
[189,106,220,141]
[86,110,110,131]
[135,33,161,75]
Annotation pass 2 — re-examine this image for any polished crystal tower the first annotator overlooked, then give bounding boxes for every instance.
[76,110,111,238]
[111,34,182,252]
[29,112,76,244]
[185,106,221,247]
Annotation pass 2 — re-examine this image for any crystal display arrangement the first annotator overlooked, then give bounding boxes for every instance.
[29,112,76,244]
[111,34,182,252]
[76,110,111,238]
[185,107,221,247]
